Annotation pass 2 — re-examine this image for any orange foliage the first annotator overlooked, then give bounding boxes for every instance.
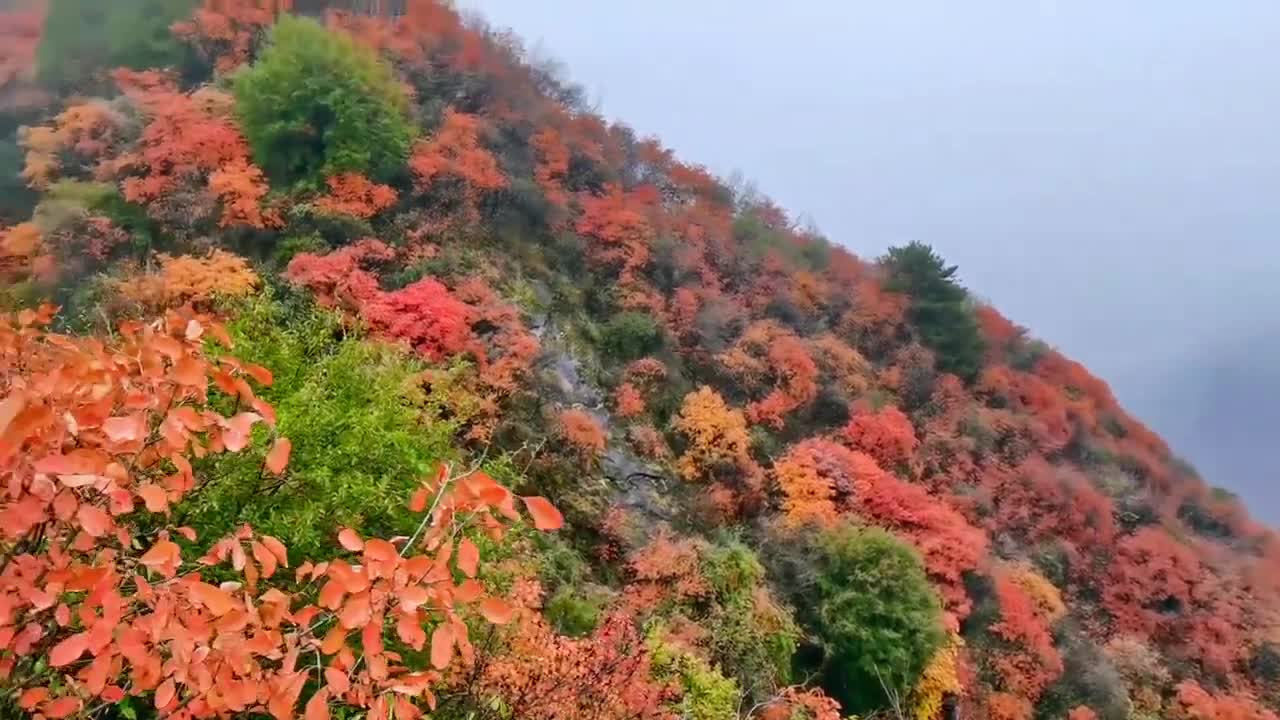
[559,408,607,457]
[772,440,985,623]
[21,101,124,188]
[672,387,756,484]
[719,321,819,429]
[114,250,260,310]
[808,333,872,397]
[615,382,646,418]
[173,0,290,74]
[315,172,398,218]
[451,611,676,720]
[625,530,710,610]
[758,687,842,720]
[990,571,1064,704]
[576,183,655,282]
[0,305,564,718]
[531,126,571,208]
[115,81,277,228]
[985,692,1034,720]
[409,109,506,225]
[0,222,51,284]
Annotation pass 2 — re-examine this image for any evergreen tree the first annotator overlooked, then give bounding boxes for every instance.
[882,242,987,382]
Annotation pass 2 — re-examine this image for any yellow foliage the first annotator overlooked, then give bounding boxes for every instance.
[673,386,755,483]
[115,250,259,310]
[1004,562,1067,623]
[911,634,963,720]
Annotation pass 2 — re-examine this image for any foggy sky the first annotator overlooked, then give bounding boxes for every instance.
[460,1,1280,522]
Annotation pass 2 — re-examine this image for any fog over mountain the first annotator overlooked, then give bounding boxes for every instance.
[462,0,1280,521]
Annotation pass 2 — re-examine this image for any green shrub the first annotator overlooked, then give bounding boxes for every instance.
[37,0,196,92]
[651,640,743,720]
[233,15,413,187]
[599,311,663,361]
[544,587,605,638]
[881,242,987,383]
[813,524,946,714]
[179,291,460,558]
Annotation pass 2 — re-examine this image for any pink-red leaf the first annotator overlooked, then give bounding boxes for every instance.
[265,437,292,475]
[49,632,88,667]
[337,528,363,552]
[478,597,514,625]
[522,496,564,531]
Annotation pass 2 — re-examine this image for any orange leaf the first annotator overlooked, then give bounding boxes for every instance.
[456,538,479,578]
[304,688,330,720]
[77,504,112,537]
[265,437,292,475]
[155,678,176,709]
[172,356,206,387]
[454,578,483,603]
[49,632,88,667]
[261,535,289,567]
[189,581,236,616]
[522,496,563,531]
[103,414,146,443]
[430,624,455,669]
[409,486,429,513]
[320,624,347,655]
[337,528,363,552]
[478,597,514,625]
[43,697,81,719]
[252,541,278,579]
[18,687,47,710]
[245,363,274,386]
[324,667,350,695]
[338,594,371,630]
[136,484,169,513]
[397,586,430,612]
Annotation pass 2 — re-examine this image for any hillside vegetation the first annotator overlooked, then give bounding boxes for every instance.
[1,2,1277,719]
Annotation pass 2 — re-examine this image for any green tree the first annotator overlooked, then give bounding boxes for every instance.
[814,525,946,714]
[881,242,987,382]
[599,311,663,361]
[232,14,414,187]
[37,0,196,92]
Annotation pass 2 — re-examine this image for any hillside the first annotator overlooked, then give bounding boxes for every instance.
[1,2,1278,719]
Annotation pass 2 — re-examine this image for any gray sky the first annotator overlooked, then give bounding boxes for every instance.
[461,0,1280,521]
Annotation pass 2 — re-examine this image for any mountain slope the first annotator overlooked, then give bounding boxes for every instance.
[1,2,1278,719]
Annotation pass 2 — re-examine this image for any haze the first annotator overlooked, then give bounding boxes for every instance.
[458,0,1280,521]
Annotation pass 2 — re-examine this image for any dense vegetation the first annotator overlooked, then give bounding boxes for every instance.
[1,1,1278,719]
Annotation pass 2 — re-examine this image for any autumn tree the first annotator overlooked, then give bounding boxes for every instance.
[234,14,414,186]
[314,172,398,218]
[673,386,757,485]
[881,242,986,382]
[409,108,507,224]
[113,249,260,311]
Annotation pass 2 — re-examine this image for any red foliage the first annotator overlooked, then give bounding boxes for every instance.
[315,173,398,218]
[840,404,919,472]
[1172,681,1278,720]
[361,277,474,361]
[1103,527,1203,638]
[719,322,819,429]
[984,457,1116,565]
[531,126,571,209]
[990,572,1064,703]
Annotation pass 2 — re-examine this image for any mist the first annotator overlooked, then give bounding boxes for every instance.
[461,0,1280,521]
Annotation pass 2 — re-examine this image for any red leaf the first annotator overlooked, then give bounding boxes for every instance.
[18,687,47,710]
[0,393,24,436]
[457,538,479,578]
[522,496,563,531]
[337,528,363,552]
[408,486,429,513]
[136,484,169,513]
[338,594,371,630]
[265,437,292,475]
[245,363,274,386]
[305,688,330,720]
[49,632,88,667]
[77,504,112,537]
[478,597,513,625]
[155,678,176,709]
[172,356,206,387]
[430,624,454,669]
